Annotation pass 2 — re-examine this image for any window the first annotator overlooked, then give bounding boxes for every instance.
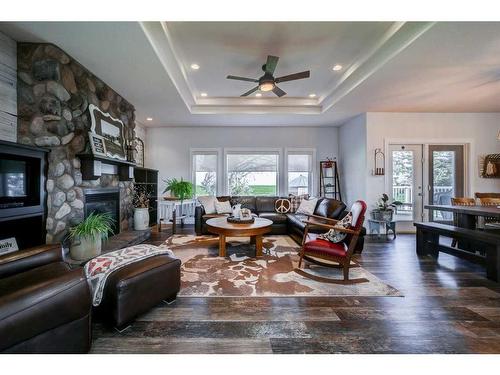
[192,150,219,196]
[226,152,279,196]
[286,151,314,195]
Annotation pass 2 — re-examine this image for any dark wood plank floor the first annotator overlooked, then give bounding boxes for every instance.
[91,226,500,354]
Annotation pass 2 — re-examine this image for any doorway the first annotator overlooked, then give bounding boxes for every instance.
[428,145,465,223]
[388,144,424,232]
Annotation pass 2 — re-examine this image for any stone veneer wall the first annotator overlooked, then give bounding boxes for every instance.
[16,43,136,244]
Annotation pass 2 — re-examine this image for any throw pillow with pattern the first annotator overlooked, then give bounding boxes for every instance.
[215,200,232,214]
[296,197,318,215]
[318,212,353,243]
[289,194,310,213]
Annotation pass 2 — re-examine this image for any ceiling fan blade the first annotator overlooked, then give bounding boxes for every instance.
[272,86,286,97]
[227,75,259,83]
[265,55,279,75]
[275,70,310,83]
[241,86,259,97]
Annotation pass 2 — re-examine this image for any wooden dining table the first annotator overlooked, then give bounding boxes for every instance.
[425,204,500,254]
[419,204,500,281]
[425,204,500,230]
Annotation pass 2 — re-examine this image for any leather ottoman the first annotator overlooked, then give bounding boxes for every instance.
[96,254,181,330]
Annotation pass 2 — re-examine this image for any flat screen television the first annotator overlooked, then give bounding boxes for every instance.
[0,155,40,209]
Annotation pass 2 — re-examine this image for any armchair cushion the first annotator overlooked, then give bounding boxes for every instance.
[303,233,348,258]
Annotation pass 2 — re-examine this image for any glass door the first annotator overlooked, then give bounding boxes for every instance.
[388,144,424,231]
[428,145,465,222]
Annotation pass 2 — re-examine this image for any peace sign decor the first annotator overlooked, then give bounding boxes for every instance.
[275,198,291,213]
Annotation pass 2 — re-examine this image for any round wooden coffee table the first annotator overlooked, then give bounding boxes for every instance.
[205,217,273,257]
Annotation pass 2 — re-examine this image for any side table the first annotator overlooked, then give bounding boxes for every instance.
[368,219,396,240]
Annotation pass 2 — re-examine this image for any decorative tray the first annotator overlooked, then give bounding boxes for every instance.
[227,216,255,224]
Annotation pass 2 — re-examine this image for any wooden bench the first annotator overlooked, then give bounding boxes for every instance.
[414,222,500,282]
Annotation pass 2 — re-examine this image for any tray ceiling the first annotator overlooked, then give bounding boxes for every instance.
[2,22,500,126]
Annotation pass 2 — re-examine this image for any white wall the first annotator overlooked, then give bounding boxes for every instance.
[135,122,147,143]
[146,126,339,196]
[365,112,500,210]
[339,114,367,207]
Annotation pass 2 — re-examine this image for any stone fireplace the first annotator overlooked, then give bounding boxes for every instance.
[16,43,136,243]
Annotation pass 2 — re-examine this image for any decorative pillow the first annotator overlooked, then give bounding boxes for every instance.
[296,197,318,215]
[318,212,353,243]
[289,194,310,213]
[215,200,232,214]
[197,196,217,214]
[275,198,291,213]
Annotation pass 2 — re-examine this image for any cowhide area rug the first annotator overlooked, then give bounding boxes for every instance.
[165,234,402,298]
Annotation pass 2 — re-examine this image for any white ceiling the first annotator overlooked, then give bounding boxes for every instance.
[1,21,500,127]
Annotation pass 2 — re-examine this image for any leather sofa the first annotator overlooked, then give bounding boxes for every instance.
[0,245,92,353]
[195,196,366,253]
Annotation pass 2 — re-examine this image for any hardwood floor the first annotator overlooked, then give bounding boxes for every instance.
[91,226,500,354]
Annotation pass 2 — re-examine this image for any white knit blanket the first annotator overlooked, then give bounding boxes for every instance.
[84,244,175,306]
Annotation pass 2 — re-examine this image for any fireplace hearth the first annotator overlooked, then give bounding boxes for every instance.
[83,187,120,236]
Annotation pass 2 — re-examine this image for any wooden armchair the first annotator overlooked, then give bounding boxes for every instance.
[296,200,367,284]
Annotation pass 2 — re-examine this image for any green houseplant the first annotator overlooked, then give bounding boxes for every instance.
[68,212,115,260]
[163,178,193,201]
[371,193,403,221]
[162,178,193,216]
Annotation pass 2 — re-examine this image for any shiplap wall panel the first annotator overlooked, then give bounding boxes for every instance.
[0,110,16,142]
[0,31,17,116]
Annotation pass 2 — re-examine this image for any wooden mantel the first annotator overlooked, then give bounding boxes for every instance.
[77,153,136,181]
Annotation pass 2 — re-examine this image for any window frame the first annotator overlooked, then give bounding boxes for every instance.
[285,148,317,196]
[223,147,282,196]
[190,148,222,197]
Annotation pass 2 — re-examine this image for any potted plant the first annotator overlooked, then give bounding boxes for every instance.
[133,190,150,230]
[371,193,403,221]
[162,178,193,216]
[68,212,115,261]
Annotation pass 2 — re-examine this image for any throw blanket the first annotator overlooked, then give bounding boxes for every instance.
[84,244,175,306]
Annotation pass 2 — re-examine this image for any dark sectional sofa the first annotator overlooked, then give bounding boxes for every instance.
[195,196,366,253]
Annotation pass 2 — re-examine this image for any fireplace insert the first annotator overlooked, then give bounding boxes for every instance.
[83,188,120,236]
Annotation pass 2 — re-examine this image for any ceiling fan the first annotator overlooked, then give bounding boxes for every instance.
[226,55,310,97]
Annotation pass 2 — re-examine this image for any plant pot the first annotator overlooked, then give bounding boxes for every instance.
[70,235,102,261]
[371,210,394,221]
[134,207,150,230]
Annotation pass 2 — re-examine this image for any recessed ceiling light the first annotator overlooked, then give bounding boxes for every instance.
[308,93,317,98]
[200,92,208,97]
[255,93,262,97]
[190,63,200,70]
[146,117,153,121]
[332,64,343,71]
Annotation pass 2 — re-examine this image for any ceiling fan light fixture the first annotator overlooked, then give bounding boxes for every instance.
[259,82,274,92]
[255,93,262,97]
